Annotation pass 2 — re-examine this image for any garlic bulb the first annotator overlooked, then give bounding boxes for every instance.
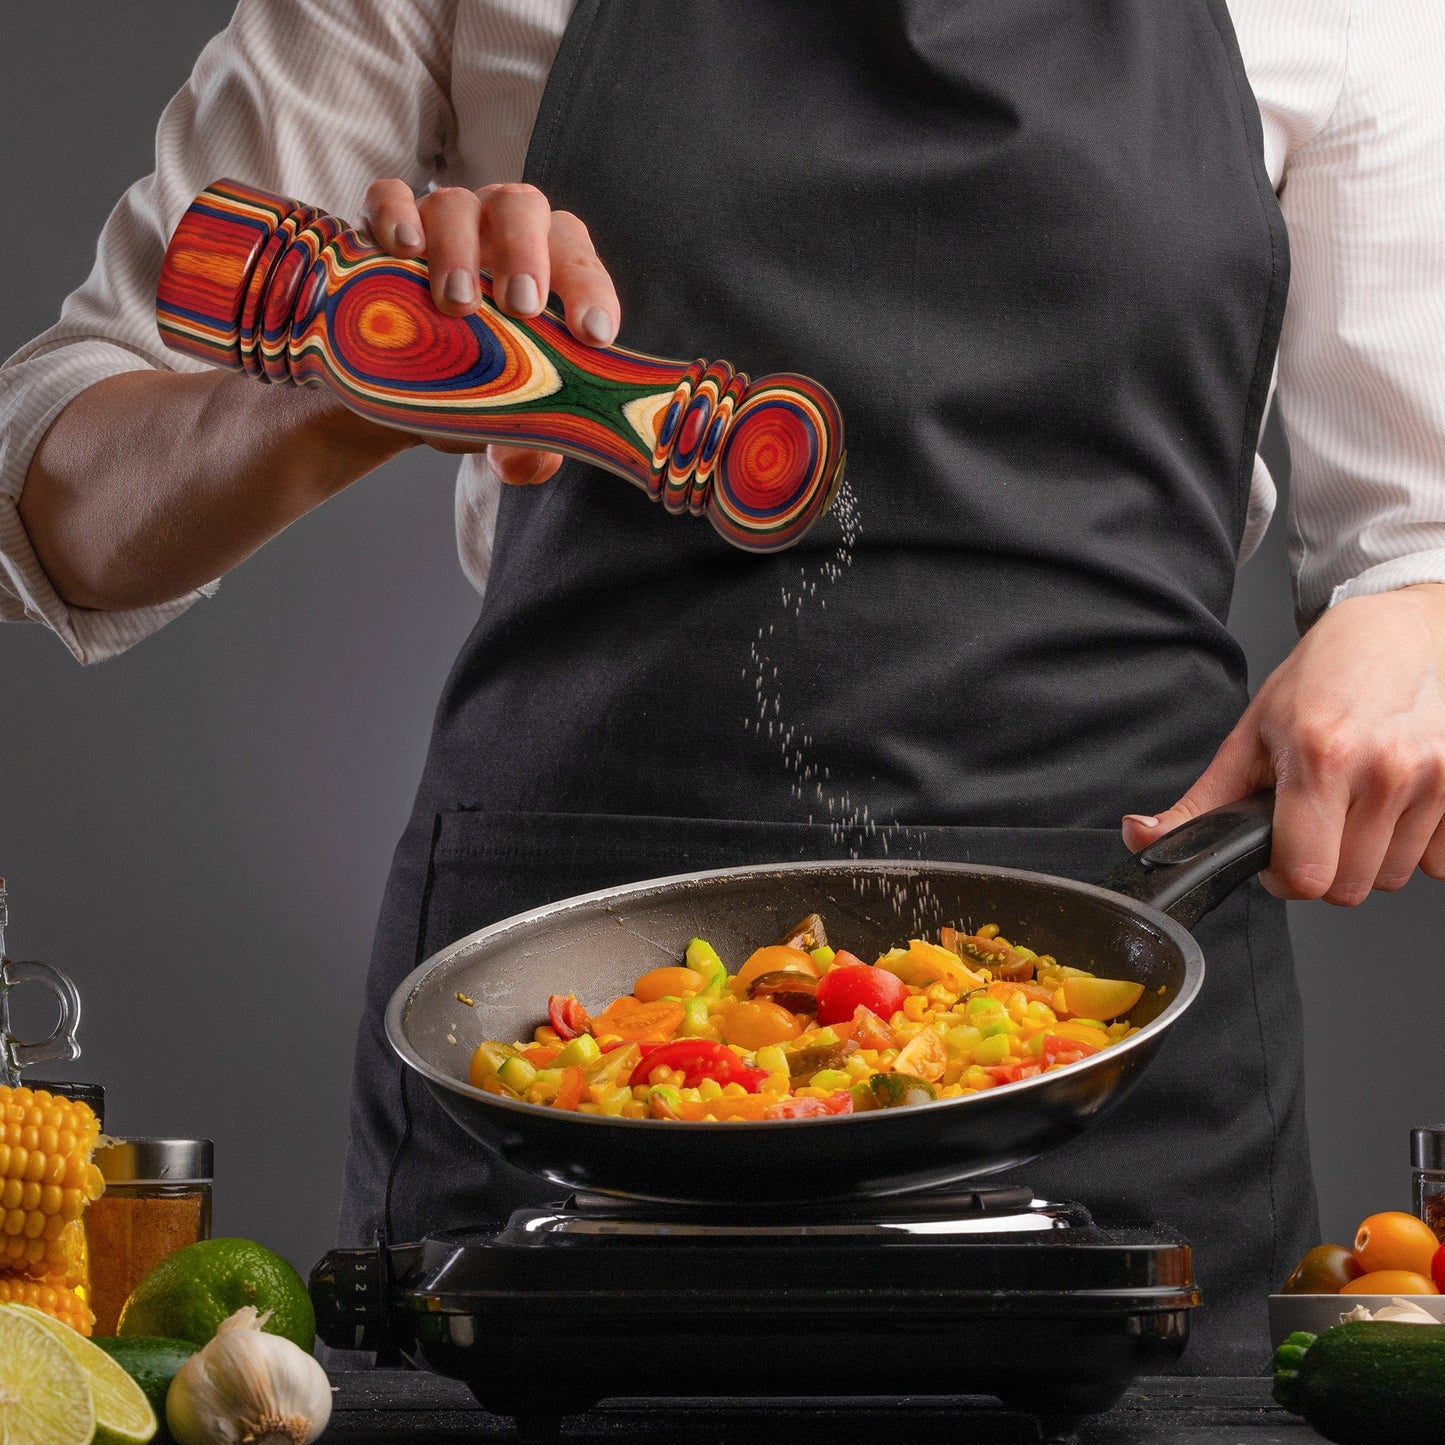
[166,1307,333,1445]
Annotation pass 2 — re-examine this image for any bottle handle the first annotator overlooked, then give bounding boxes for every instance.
[0,959,83,1088]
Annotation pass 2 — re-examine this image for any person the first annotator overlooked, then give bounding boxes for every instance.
[3,0,1443,1372]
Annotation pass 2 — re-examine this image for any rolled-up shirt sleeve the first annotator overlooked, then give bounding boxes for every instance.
[1272,0,1445,626]
[0,0,458,662]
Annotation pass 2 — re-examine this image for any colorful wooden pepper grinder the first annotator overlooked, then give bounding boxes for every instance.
[156,180,845,551]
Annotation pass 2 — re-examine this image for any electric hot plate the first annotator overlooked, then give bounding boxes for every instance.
[311,1186,1198,1441]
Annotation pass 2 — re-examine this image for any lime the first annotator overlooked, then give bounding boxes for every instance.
[0,1307,96,1445]
[6,1302,157,1444]
[117,1237,316,1350]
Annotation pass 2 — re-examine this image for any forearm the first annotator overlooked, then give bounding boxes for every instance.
[18,369,414,611]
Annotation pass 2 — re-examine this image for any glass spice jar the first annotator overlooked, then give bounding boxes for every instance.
[85,1139,213,1336]
[1412,1125,1445,1243]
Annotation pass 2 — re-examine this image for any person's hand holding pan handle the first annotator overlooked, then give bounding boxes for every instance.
[1125,583,1445,906]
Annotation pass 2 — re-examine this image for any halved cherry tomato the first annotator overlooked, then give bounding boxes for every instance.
[735,945,818,993]
[815,963,910,1026]
[1353,1211,1441,1277]
[1281,1243,1364,1295]
[629,1039,767,1092]
[588,998,686,1042]
[547,994,591,1040]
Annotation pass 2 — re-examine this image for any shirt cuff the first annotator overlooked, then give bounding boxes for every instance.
[0,341,218,664]
[1328,551,1445,609]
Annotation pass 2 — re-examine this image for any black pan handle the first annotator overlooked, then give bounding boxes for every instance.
[1102,790,1274,929]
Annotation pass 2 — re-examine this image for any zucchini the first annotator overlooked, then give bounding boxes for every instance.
[1272,1320,1445,1445]
[91,1335,197,1444]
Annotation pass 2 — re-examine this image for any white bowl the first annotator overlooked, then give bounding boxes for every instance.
[1269,1293,1445,1347]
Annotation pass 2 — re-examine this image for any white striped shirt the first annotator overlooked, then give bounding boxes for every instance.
[2,0,1443,663]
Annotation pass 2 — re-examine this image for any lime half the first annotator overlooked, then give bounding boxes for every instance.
[0,1307,96,1445]
[6,1302,157,1444]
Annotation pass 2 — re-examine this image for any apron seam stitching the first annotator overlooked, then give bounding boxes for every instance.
[1243,878,1284,1285]
[1205,0,1291,549]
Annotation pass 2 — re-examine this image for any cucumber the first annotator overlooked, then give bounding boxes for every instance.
[91,1336,196,1444]
[1273,1321,1445,1445]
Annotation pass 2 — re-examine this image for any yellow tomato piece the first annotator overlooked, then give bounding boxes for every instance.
[1050,1020,1111,1051]
[633,966,703,1003]
[876,940,986,992]
[716,998,804,1050]
[1060,975,1144,1021]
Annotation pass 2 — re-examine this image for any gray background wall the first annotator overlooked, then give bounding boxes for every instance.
[2,3,1440,1281]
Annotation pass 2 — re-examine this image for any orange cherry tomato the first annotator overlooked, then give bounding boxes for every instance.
[716,998,804,1050]
[735,946,818,993]
[632,966,704,1003]
[1353,1211,1441,1278]
[587,998,687,1042]
[1339,1269,1439,1296]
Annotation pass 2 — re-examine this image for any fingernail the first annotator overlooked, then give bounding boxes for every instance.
[443,269,477,306]
[1123,814,1160,830]
[394,221,423,250]
[580,306,615,345]
[505,274,540,314]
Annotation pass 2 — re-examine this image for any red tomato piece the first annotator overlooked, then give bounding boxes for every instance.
[982,1061,1043,1085]
[547,994,591,1040]
[1039,1033,1101,1070]
[1432,1241,1445,1294]
[629,1039,767,1092]
[815,963,910,1026]
[765,1091,855,1119]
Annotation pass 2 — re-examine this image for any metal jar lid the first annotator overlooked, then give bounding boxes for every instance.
[1411,1126,1445,1172]
[94,1138,213,1186]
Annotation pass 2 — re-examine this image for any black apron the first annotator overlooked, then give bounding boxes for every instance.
[339,0,1317,1373]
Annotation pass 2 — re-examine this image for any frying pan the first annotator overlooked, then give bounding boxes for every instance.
[386,794,1272,1204]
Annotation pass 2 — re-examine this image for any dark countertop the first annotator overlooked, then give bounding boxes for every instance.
[325,1371,1330,1443]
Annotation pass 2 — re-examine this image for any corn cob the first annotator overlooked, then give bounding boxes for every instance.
[0,1274,95,1334]
[0,1086,104,1332]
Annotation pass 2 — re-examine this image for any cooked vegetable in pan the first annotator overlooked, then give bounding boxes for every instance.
[466,914,1146,1120]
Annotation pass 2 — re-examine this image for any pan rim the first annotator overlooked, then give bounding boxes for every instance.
[385,856,1204,1132]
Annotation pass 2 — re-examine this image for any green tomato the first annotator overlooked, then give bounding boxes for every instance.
[1281,1243,1364,1295]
